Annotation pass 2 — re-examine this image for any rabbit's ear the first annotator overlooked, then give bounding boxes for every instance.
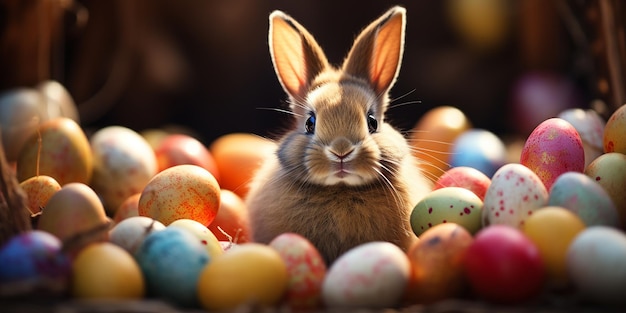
[269,10,329,102]
[342,6,406,96]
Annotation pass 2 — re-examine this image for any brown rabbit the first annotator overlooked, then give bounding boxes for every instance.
[246,6,432,265]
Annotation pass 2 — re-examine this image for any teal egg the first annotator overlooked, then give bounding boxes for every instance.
[135,227,210,307]
[548,172,620,227]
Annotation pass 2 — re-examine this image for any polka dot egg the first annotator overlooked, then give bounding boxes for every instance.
[410,187,483,236]
[482,163,549,228]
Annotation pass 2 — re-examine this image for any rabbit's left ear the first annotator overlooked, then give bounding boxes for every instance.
[269,10,329,103]
[342,6,406,96]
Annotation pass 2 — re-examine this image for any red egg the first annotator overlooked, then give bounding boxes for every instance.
[269,233,327,311]
[154,134,220,182]
[434,166,491,201]
[463,225,545,303]
[520,118,584,190]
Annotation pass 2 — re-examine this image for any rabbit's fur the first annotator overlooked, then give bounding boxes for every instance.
[246,6,431,265]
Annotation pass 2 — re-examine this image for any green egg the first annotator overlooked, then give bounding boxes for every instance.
[410,187,483,236]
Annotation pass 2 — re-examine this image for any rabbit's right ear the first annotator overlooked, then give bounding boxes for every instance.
[269,11,329,104]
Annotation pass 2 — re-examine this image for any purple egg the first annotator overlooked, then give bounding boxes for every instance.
[0,230,71,296]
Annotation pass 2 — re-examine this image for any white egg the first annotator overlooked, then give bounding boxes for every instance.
[321,241,410,309]
[90,126,158,214]
[567,226,626,305]
[109,216,166,254]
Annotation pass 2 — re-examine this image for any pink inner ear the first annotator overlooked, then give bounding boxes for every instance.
[370,14,404,94]
[271,17,309,99]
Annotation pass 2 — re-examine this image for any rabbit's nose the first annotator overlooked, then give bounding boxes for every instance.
[328,138,355,160]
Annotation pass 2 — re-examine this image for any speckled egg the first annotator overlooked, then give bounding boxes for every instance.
[434,166,491,201]
[90,125,158,215]
[585,153,626,228]
[603,103,626,154]
[557,108,605,167]
[482,163,549,228]
[449,129,507,177]
[520,118,585,190]
[411,187,483,236]
[322,241,410,309]
[548,172,620,227]
[269,232,327,311]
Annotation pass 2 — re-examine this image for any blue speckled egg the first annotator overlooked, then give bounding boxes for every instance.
[135,226,210,307]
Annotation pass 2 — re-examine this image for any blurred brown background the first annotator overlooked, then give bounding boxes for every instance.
[1,0,624,145]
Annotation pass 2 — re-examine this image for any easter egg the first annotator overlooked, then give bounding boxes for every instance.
[521,206,586,286]
[197,243,288,311]
[0,230,71,296]
[209,133,276,198]
[567,226,626,305]
[557,108,605,167]
[322,241,411,309]
[19,175,61,216]
[135,226,210,307]
[409,106,472,181]
[269,232,327,311]
[463,225,545,304]
[90,126,158,215]
[446,0,511,52]
[71,242,144,299]
[0,88,43,162]
[482,163,548,228]
[109,216,166,254]
[169,219,223,259]
[548,172,620,227]
[449,129,506,177]
[138,164,220,226]
[37,183,111,256]
[404,223,473,304]
[520,118,584,190]
[434,166,491,201]
[16,117,93,186]
[208,189,251,243]
[585,152,626,228]
[113,193,141,223]
[154,133,220,181]
[603,103,626,154]
[411,187,483,235]
[509,71,582,137]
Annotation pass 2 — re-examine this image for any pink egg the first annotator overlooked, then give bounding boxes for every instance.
[483,163,549,228]
[434,166,491,201]
[269,233,326,311]
[520,118,584,190]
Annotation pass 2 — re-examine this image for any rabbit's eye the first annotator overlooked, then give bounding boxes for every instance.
[367,113,378,133]
[305,113,316,134]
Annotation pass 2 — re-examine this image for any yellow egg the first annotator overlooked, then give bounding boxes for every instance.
[71,242,145,299]
[16,117,93,186]
[168,219,223,259]
[521,206,586,286]
[197,243,288,311]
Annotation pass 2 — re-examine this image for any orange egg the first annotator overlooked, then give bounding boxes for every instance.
[209,133,276,198]
[208,189,251,243]
[71,242,145,299]
[113,193,141,224]
[409,106,471,181]
[404,223,473,304]
[522,206,586,286]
